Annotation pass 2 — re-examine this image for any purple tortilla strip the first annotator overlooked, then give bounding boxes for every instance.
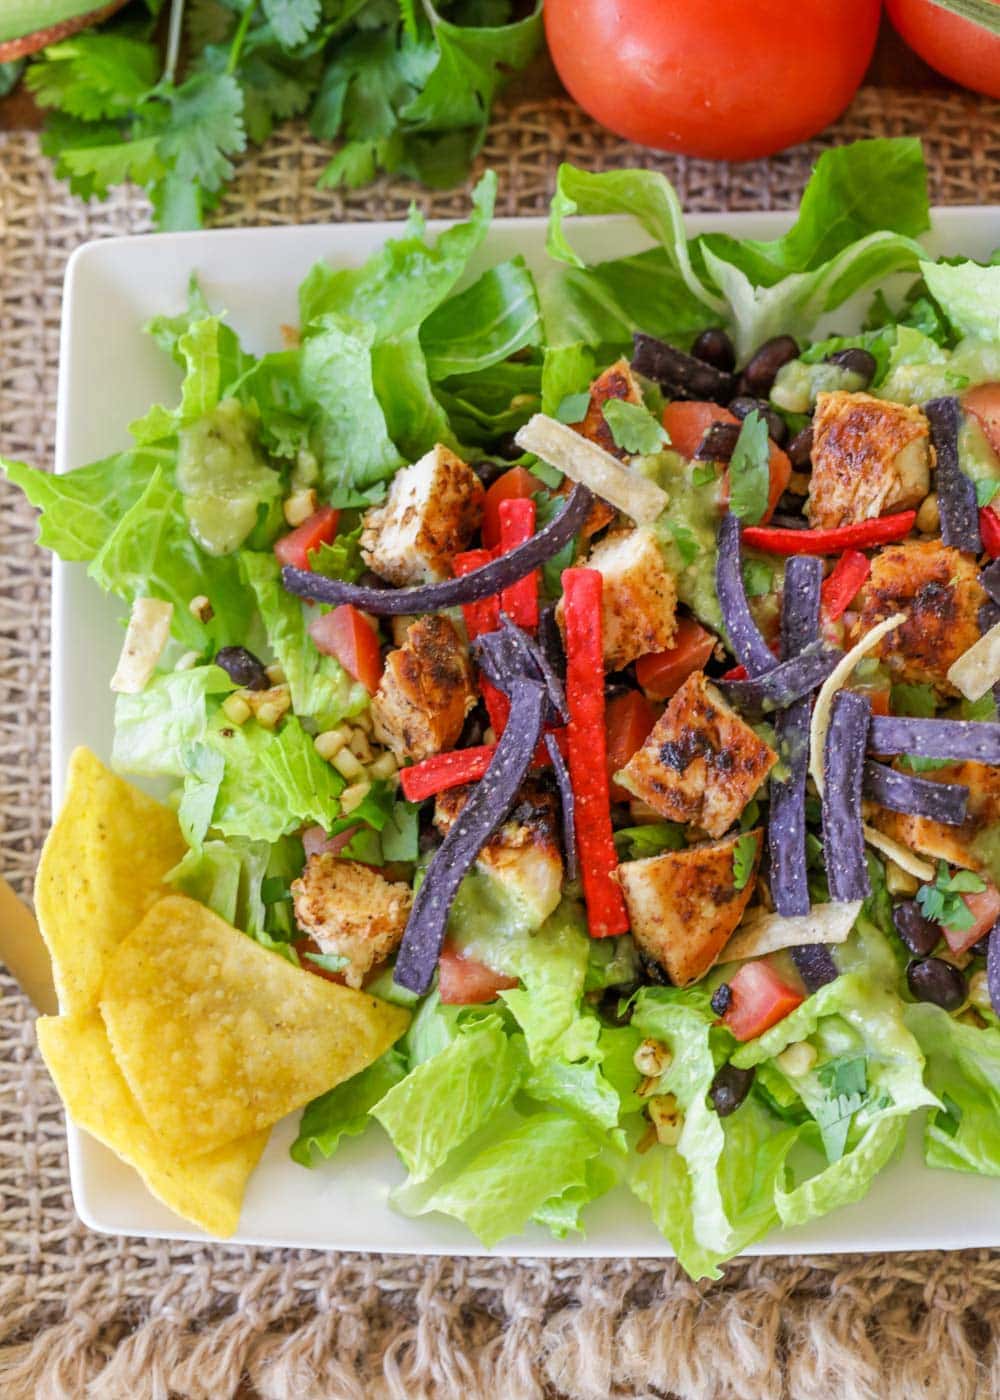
[862,760,969,825]
[716,511,777,677]
[868,714,1000,765]
[822,689,872,902]
[538,605,567,680]
[988,921,1000,1017]
[393,677,547,995]
[631,332,736,404]
[283,484,593,613]
[545,731,578,882]
[791,943,839,992]
[925,397,981,553]
[770,555,823,917]
[499,612,568,722]
[719,641,840,715]
[982,559,1000,609]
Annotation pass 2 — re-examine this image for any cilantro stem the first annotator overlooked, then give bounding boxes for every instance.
[227,1,258,75]
[163,0,185,85]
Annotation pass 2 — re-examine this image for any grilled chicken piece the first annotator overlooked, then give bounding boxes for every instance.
[557,526,678,671]
[556,358,647,537]
[291,856,413,988]
[851,541,988,694]
[434,780,564,927]
[871,760,1000,882]
[618,829,763,986]
[616,671,777,838]
[361,443,484,586]
[371,615,476,763]
[807,391,931,529]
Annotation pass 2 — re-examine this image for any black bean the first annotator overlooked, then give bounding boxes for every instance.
[473,456,515,484]
[742,336,800,397]
[493,435,523,462]
[727,395,787,445]
[709,1064,755,1117]
[826,347,877,386]
[598,983,639,1026]
[632,332,736,404]
[787,426,814,470]
[691,328,736,373]
[215,646,269,691]
[907,956,966,1010]
[638,951,671,986]
[710,982,732,1015]
[893,900,941,957]
[693,422,742,463]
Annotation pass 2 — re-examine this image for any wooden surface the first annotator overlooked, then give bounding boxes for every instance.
[0,13,959,134]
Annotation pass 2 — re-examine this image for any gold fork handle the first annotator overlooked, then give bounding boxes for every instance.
[0,878,57,1015]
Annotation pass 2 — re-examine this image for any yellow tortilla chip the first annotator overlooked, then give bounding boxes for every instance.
[101,894,411,1158]
[36,1012,267,1237]
[35,747,186,1013]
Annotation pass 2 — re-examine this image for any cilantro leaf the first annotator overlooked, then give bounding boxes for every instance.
[613,823,686,861]
[960,691,999,722]
[727,410,771,524]
[916,860,986,933]
[26,35,160,122]
[150,71,247,195]
[732,832,758,891]
[976,478,1000,507]
[814,1054,869,1163]
[898,753,954,773]
[691,462,718,487]
[40,115,166,200]
[555,390,591,424]
[600,399,669,455]
[262,0,323,49]
[741,557,774,597]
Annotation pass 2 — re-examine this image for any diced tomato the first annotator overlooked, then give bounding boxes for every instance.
[942,881,1000,956]
[661,401,790,522]
[438,940,519,1004]
[963,383,1000,459]
[482,467,539,548]
[662,401,738,459]
[308,604,383,693]
[606,690,658,800]
[853,683,891,718]
[274,505,340,571]
[722,961,804,1042]
[635,617,718,700]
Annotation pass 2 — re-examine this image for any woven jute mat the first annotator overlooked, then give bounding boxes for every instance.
[3,88,1000,1400]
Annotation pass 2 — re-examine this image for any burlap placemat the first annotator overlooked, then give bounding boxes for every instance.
[4,88,1000,1400]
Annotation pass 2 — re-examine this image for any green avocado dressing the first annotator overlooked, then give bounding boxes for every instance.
[177,398,281,555]
[959,414,1000,507]
[639,448,724,629]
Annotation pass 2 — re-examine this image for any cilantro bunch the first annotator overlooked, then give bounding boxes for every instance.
[20,0,542,229]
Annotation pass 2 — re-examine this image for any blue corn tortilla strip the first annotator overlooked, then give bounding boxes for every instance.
[868,714,1000,765]
[715,511,778,678]
[770,555,823,917]
[862,760,969,826]
[631,331,736,404]
[499,612,569,722]
[473,627,564,728]
[545,731,578,882]
[982,559,1000,609]
[988,924,1000,1017]
[282,484,594,613]
[791,943,839,992]
[822,689,872,902]
[925,397,981,554]
[393,677,547,995]
[538,605,567,680]
[719,640,840,716]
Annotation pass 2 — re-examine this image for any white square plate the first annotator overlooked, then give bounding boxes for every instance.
[53,204,1000,1255]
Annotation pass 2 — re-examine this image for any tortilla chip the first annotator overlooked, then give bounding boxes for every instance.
[35,747,186,1013]
[101,894,411,1158]
[36,1012,267,1237]
[721,900,861,964]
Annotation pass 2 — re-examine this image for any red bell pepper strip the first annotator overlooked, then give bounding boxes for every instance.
[561,568,630,938]
[454,549,499,639]
[741,510,916,555]
[453,547,508,733]
[400,729,569,803]
[722,663,748,681]
[498,497,539,628]
[820,548,871,621]
[981,506,1000,559]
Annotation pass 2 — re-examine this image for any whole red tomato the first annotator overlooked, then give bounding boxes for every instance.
[887,0,1000,98]
[544,0,881,161]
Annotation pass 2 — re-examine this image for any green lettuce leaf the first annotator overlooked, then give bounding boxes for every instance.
[420,256,542,380]
[372,1015,526,1182]
[290,1049,408,1167]
[205,714,345,843]
[239,550,367,726]
[904,1003,1000,1176]
[920,260,1000,342]
[112,664,233,778]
